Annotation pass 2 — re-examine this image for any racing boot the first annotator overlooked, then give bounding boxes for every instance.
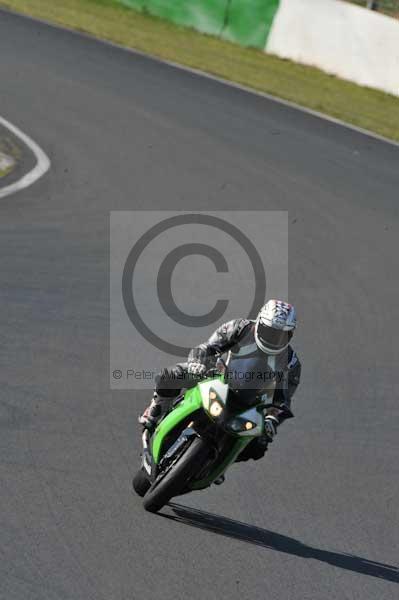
[139,392,171,432]
[213,474,225,485]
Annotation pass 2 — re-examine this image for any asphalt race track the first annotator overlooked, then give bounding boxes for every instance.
[1,8,398,600]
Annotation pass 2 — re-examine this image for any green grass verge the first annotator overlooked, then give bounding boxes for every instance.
[0,137,20,178]
[348,0,399,18]
[0,159,15,178]
[1,0,399,142]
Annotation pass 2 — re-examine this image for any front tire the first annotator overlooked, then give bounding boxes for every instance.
[132,468,151,497]
[143,436,210,513]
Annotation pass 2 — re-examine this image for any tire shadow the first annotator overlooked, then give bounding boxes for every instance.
[162,503,398,584]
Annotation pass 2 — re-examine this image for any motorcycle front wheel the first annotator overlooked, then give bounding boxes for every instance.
[143,436,210,513]
[132,468,151,497]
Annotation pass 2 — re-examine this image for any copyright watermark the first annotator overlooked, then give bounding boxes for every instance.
[110,211,287,389]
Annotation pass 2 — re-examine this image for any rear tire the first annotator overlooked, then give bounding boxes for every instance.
[143,436,210,513]
[132,468,151,497]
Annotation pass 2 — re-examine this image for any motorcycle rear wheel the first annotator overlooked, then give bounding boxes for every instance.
[143,436,210,513]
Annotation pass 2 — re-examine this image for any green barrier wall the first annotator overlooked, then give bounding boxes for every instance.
[221,0,280,48]
[118,0,280,48]
[148,0,226,36]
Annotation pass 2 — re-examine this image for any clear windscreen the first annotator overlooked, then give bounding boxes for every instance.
[224,349,284,404]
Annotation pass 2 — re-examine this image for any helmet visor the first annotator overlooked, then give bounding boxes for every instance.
[257,323,290,352]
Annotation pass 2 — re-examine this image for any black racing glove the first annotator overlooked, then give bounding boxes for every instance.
[187,360,207,377]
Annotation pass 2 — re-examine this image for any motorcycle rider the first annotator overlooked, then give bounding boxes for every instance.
[139,299,301,462]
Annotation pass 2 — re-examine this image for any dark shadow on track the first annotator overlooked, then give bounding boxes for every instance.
[163,503,399,584]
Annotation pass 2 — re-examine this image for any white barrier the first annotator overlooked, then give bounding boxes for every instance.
[266,0,399,97]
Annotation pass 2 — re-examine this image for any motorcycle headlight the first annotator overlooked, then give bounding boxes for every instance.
[209,389,224,417]
[227,418,257,433]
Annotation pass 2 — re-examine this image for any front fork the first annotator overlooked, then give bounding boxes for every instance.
[141,429,152,476]
[141,425,206,482]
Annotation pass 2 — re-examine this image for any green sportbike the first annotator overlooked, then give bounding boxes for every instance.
[133,354,277,513]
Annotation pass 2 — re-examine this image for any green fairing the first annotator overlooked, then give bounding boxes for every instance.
[151,384,203,464]
[116,1,281,49]
[151,375,258,489]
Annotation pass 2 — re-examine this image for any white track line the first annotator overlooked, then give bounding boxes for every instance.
[0,115,50,199]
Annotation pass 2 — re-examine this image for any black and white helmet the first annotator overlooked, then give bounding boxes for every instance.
[255,300,297,355]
